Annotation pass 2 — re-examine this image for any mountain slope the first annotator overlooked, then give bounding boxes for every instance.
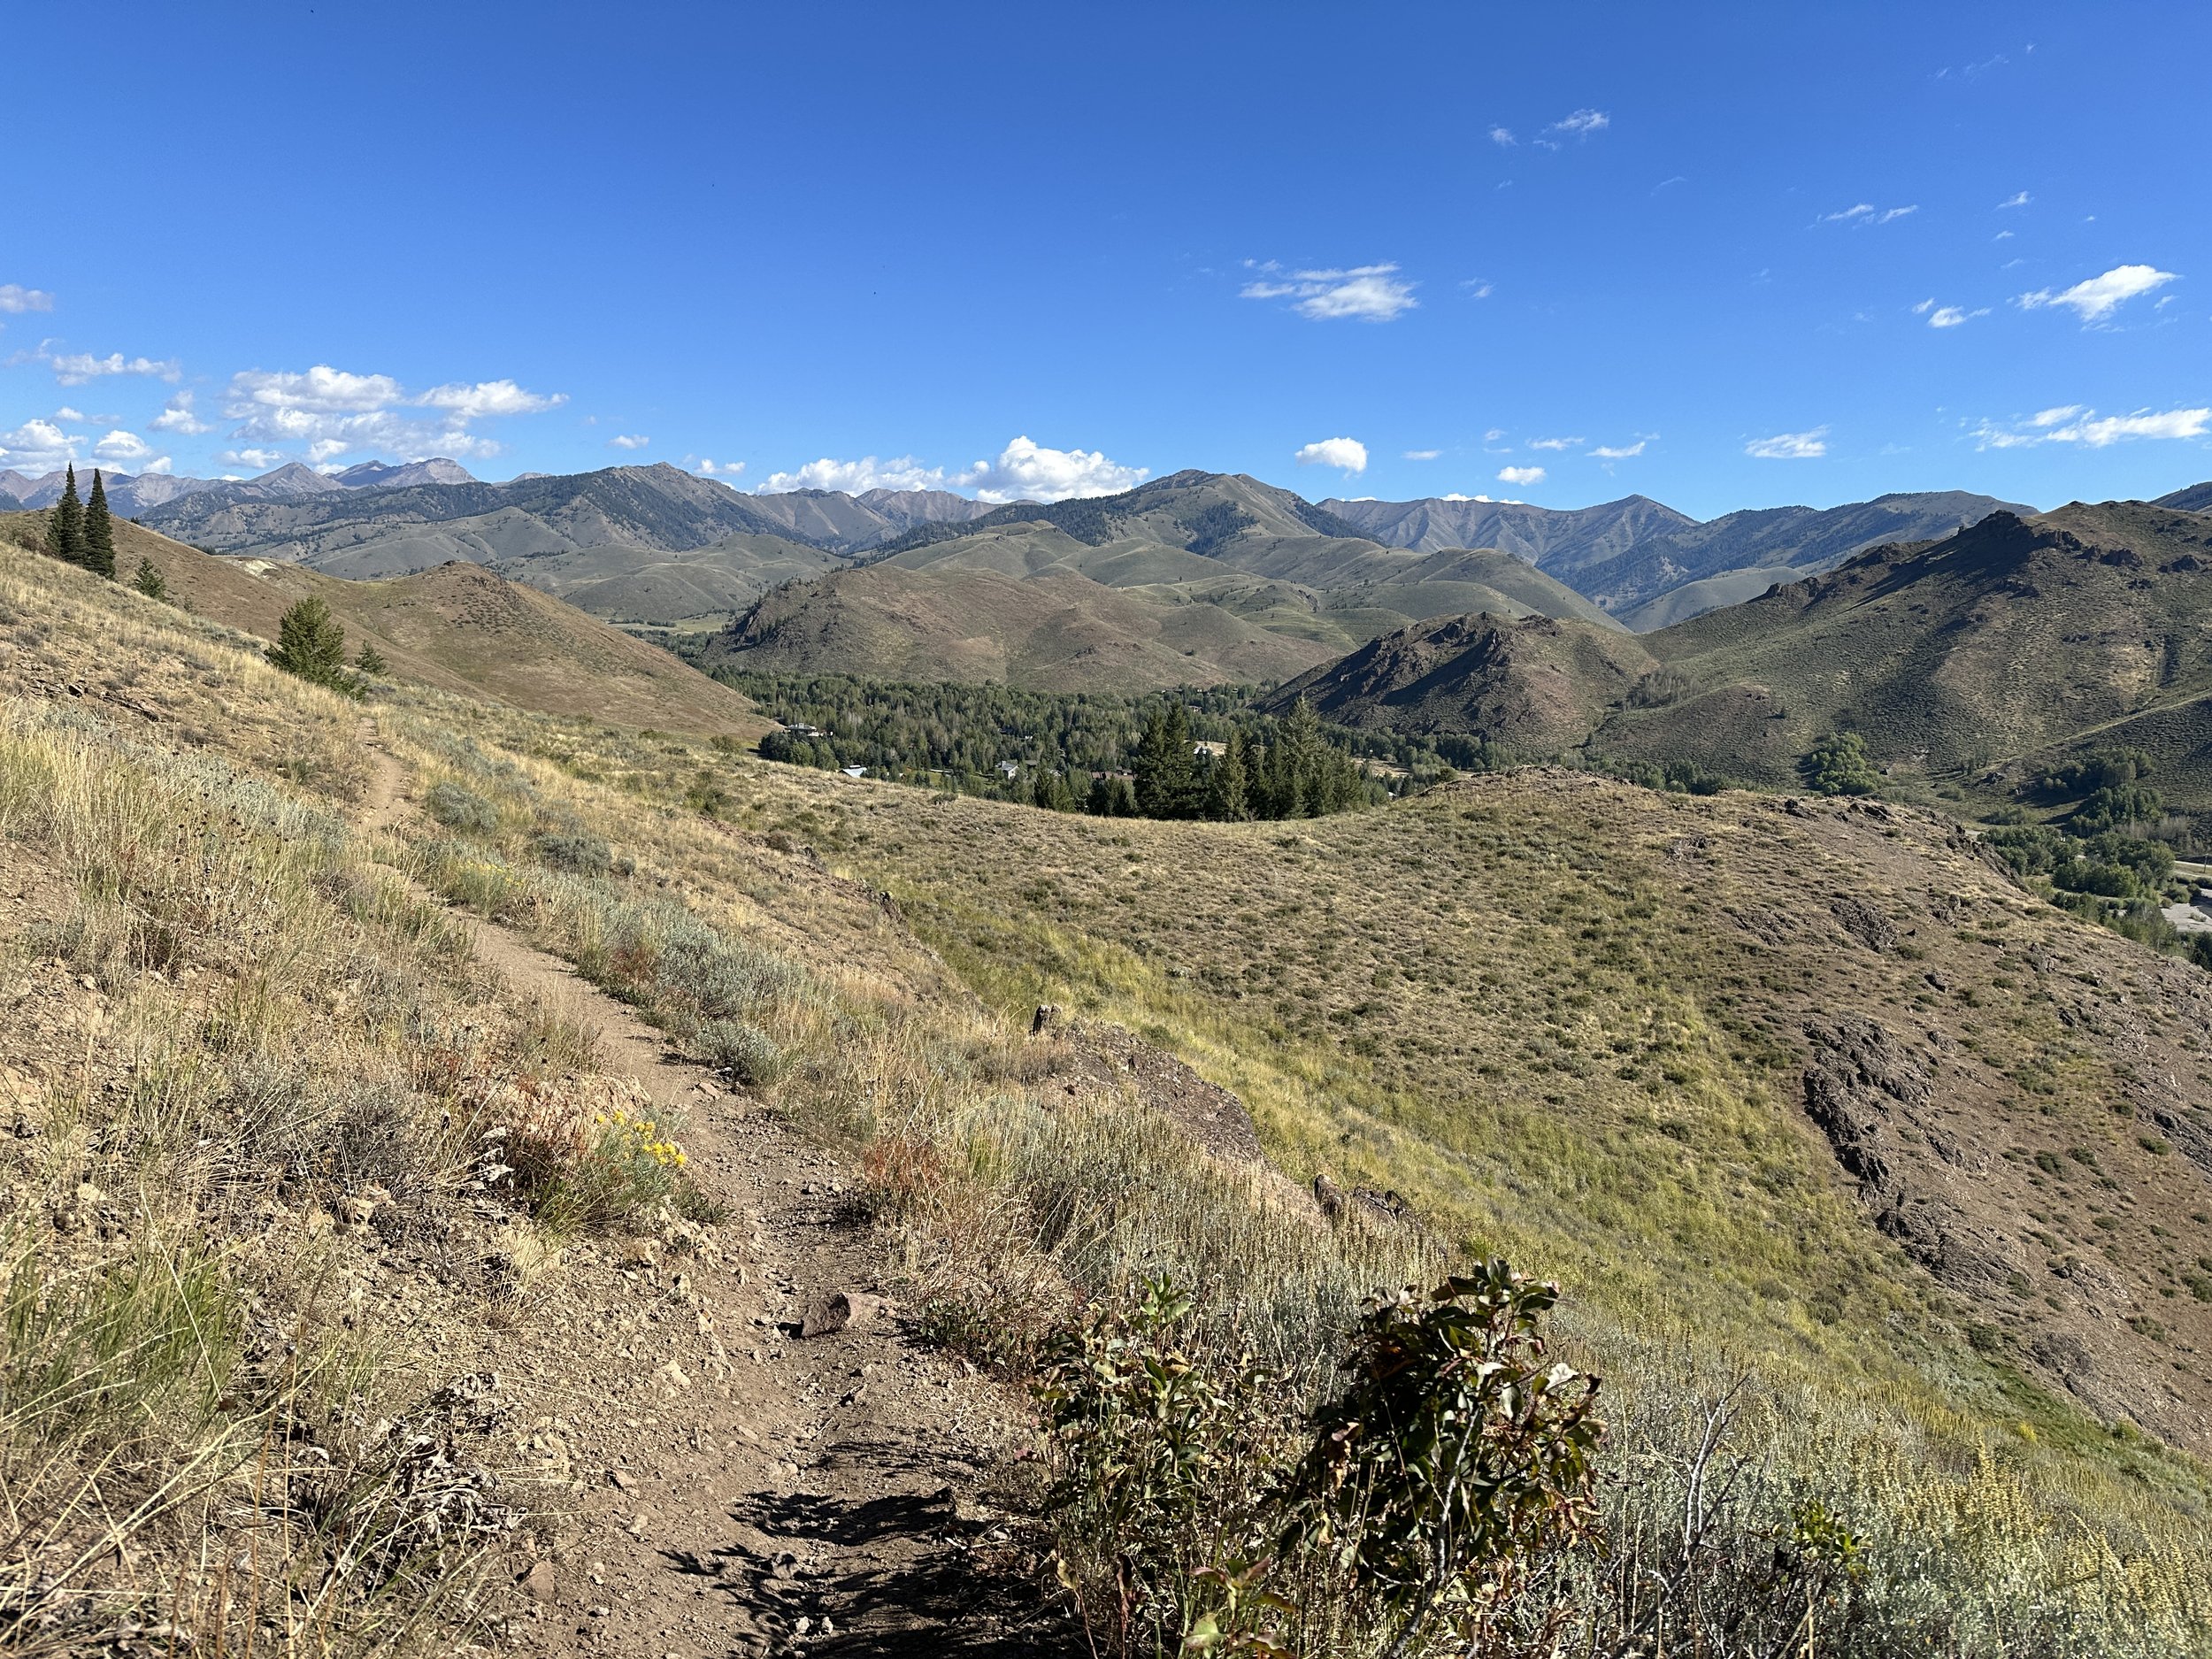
[2158,480,2212,513]
[734,486,996,552]
[5,511,762,736]
[1579,491,2028,619]
[142,462,817,572]
[1263,611,1657,754]
[1600,502,2212,791]
[2,466,225,517]
[1320,493,1694,572]
[1262,501,2212,803]
[701,563,1333,692]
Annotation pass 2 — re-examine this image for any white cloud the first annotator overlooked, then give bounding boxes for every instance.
[1488,125,1515,147]
[52,405,85,422]
[1997,191,2032,209]
[1972,404,2211,450]
[227,365,403,419]
[1402,449,1440,460]
[1746,427,1828,459]
[0,285,55,313]
[1525,435,1582,451]
[418,379,565,419]
[1928,304,1988,327]
[695,457,745,478]
[219,362,562,464]
[2017,264,2178,323]
[39,349,180,386]
[0,418,79,472]
[305,439,349,465]
[1294,437,1369,474]
[1589,441,1647,459]
[1496,465,1547,486]
[1441,493,1494,503]
[961,435,1145,502]
[1819,204,1916,227]
[150,391,213,435]
[1240,261,1417,322]
[1549,108,1609,136]
[1460,279,1494,299]
[757,436,1144,503]
[1483,427,1507,442]
[608,434,651,450]
[93,429,165,469]
[757,455,949,495]
[218,448,289,471]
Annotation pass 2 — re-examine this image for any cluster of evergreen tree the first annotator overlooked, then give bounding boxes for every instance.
[726,668,1407,821]
[37,465,118,580]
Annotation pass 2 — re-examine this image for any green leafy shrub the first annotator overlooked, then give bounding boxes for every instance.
[1799,733,1880,796]
[1282,1263,1603,1653]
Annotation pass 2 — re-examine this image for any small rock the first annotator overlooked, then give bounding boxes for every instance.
[1312,1171,1345,1225]
[521,1560,559,1604]
[608,1470,634,1491]
[800,1290,882,1338]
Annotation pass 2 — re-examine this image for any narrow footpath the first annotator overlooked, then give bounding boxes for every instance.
[359,741,1051,1657]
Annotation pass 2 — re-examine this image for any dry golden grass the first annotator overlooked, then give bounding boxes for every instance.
[7,539,2212,1653]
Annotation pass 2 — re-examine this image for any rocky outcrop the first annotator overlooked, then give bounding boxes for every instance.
[1800,1017,2011,1295]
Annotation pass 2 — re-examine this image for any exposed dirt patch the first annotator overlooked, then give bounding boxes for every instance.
[359,747,1058,1655]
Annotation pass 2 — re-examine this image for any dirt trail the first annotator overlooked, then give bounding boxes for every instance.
[357,738,1048,1656]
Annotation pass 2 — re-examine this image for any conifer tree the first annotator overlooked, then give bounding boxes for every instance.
[42,465,87,567]
[1133,702,1198,818]
[82,469,116,579]
[1203,729,1250,820]
[267,595,360,695]
[355,639,389,676]
[133,557,169,601]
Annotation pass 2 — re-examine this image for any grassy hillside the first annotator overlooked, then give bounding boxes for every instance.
[1609,503,2212,799]
[1264,612,1658,754]
[703,563,1333,692]
[4,510,764,736]
[486,529,844,625]
[8,536,2212,1653]
[1279,502,2212,818]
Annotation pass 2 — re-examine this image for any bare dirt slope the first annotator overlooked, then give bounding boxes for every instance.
[357,742,1052,1655]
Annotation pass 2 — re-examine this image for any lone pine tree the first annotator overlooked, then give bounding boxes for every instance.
[82,470,117,579]
[267,595,360,695]
[42,465,87,568]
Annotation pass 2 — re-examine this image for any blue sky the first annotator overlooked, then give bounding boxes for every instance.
[2,2,2206,518]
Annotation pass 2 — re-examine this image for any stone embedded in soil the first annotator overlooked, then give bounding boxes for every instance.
[799,1290,882,1337]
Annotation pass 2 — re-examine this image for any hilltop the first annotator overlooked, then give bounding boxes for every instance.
[4,509,763,735]
[1278,498,2212,810]
[1262,612,1656,756]
[702,562,1333,692]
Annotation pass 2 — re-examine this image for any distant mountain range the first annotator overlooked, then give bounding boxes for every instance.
[1283,495,2212,809]
[109,457,2038,641]
[0,455,482,519]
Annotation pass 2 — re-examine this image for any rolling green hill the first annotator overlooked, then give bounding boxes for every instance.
[1268,500,2212,814]
[699,563,1334,693]
[1263,612,1658,756]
